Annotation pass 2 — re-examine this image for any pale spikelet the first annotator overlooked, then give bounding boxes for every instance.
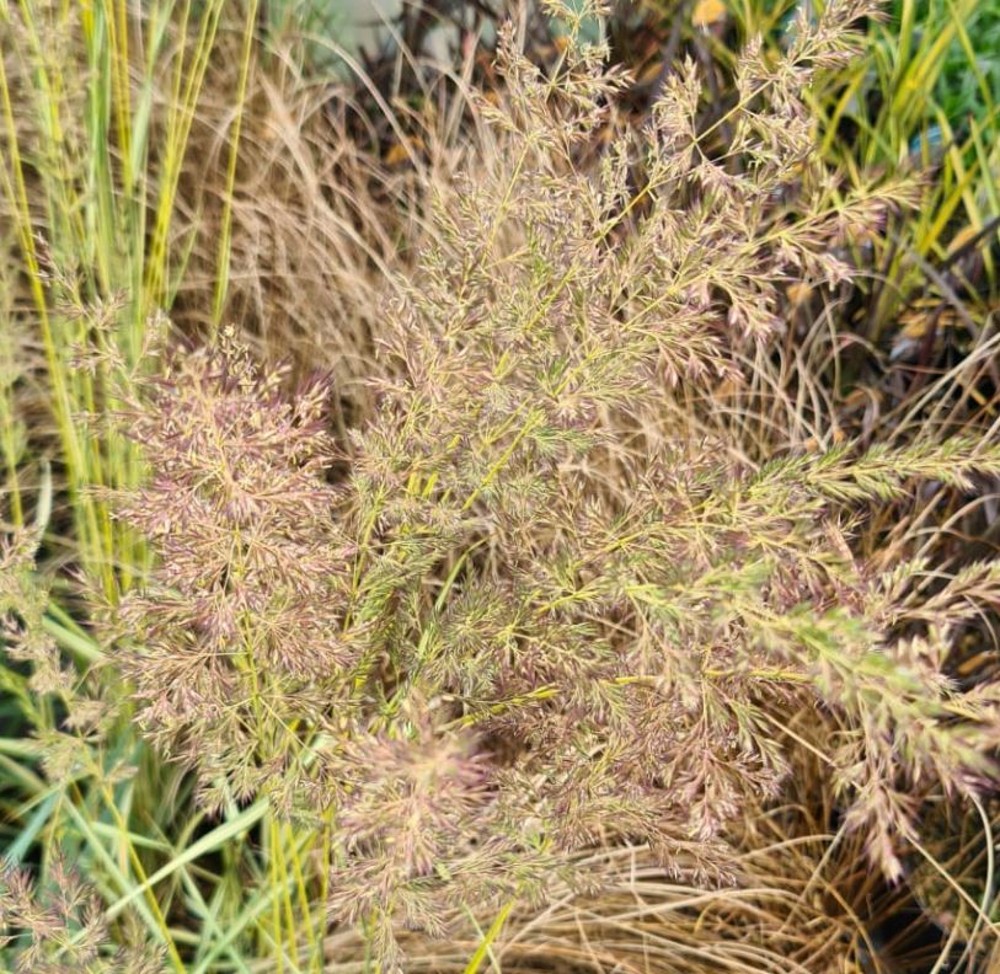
[0,858,166,973]
[106,327,360,810]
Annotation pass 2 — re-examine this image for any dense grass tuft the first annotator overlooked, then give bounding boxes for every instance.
[2,1,1000,971]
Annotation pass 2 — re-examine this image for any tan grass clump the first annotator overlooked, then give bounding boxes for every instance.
[5,1,1000,970]
[94,2,1000,966]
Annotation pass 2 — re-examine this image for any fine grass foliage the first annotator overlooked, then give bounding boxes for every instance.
[808,0,1000,344]
[696,0,1000,367]
[4,1,1000,972]
[0,0,266,595]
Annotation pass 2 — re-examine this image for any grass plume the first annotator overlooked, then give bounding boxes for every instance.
[76,2,1000,966]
